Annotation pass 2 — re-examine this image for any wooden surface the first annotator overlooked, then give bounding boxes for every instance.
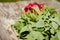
[0,0,60,40]
[0,1,31,40]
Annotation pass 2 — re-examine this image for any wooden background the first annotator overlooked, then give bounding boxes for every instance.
[0,0,60,40]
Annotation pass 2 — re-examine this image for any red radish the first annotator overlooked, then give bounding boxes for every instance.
[24,6,29,12]
[24,2,36,13]
[28,2,36,8]
[38,3,43,11]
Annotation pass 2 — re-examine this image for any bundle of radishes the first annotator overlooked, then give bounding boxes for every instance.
[12,2,60,40]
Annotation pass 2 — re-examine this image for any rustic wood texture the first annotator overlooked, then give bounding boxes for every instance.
[0,1,31,40]
[0,0,60,40]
